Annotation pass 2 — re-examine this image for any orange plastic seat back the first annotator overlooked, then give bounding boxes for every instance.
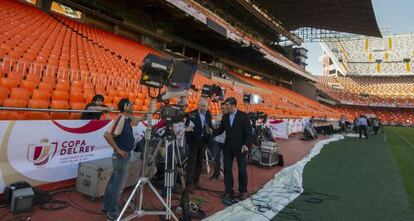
[25,99,50,120]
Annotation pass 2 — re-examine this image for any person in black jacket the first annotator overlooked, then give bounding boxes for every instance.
[185,99,212,192]
[81,95,113,120]
[210,97,252,200]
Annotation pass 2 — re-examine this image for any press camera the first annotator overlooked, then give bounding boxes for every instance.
[201,84,226,102]
[160,105,186,124]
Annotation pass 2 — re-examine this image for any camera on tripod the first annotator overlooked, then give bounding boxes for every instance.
[160,105,186,125]
[248,111,284,168]
[118,54,197,221]
[201,84,225,102]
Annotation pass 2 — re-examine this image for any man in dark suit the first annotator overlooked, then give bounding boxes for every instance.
[210,97,252,200]
[185,99,212,192]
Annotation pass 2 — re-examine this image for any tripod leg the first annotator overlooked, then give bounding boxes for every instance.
[117,178,145,221]
[147,182,179,221]
[205,149,210,174]
[174,141,186,189]
[164,139,176,220]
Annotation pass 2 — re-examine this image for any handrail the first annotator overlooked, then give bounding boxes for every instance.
[0,57,137,89]
[0,106,148,114]
[0,107,335,120]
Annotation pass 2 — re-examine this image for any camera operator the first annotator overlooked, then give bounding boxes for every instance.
[185,99,212,193]
[102,99,146,221]
[209,103,227,180]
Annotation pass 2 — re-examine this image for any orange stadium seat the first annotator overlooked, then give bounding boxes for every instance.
[52,91,69,101]
[0,87,9,106]
[0,98,27,120]
[70,86,83,93]
[50,100,69,119]
[7,71,24,81]
[70,102,86,119]
[20,80,38,92]
[0,78,19,90]
[42,76,55,85]
[70,92,85,103]
[32,89,51,101]
[71,81,84,89]
[26,74,41,83]
[38,82,54,92]
[55,83,69,92]
[25,99,50,120]
[10,88,30,105]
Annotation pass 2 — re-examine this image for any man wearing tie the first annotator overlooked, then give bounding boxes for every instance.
[185,99,212,192]
[211,97,252,200]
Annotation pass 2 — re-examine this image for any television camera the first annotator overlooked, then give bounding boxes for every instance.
[248,111,267,126]
[201,84,225,102]
[159,104,186,125]
[247,111,283,168]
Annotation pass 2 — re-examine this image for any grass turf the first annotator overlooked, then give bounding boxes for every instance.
[384,127,414,208]
[273,132,414,221]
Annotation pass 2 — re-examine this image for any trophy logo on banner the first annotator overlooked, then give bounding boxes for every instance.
[26,138,57,166]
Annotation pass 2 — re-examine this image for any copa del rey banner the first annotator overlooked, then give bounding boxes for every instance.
[268,119,289,139]
[0,120,147,193]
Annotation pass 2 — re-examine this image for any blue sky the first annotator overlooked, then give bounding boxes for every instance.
[305,0,414,75]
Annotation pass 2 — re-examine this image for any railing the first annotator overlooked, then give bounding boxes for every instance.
[0,106,327,121]
[0,106,148,114]
[0,57,139,89]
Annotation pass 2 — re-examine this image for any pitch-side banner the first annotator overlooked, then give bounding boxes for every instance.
[0,120,147,193]
[288,119,304,134]
[268,119,289,139]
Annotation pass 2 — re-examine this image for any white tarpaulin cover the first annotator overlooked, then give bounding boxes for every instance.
[204,134,344,221]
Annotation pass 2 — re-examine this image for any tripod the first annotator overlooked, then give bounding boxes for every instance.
[162,123,187,220]
[117,99,179,221]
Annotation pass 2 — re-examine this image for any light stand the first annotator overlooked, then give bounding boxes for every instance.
[116,98,178,221]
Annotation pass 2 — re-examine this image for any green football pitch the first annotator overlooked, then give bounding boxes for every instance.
[273,127,414,221]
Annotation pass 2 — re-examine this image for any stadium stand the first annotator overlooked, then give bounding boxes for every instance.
[318,34,414,125]
[0,0,341,120]
[323,34,414,75]
[338,106,414,125]
[317,75,414,105]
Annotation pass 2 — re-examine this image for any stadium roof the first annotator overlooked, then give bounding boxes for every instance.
[252,0,382,38]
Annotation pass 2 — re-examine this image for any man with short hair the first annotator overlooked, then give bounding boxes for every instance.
[102,99,146,221]
[185,99,212,192]
[211,97,252,200]
[339,115,346,133]
[81,94,113,120]
[357,115,368,139]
